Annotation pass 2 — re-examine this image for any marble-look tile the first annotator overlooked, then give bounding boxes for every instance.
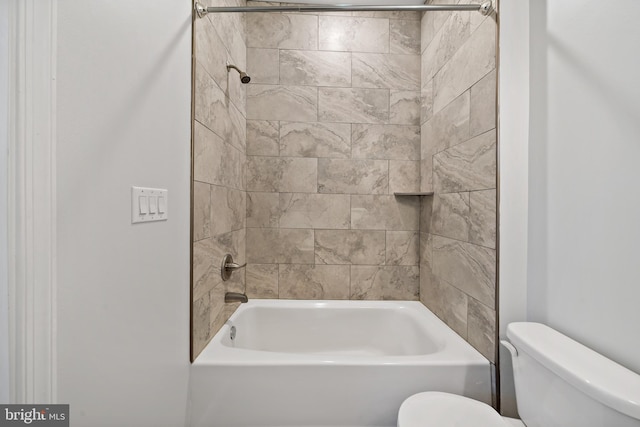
[431,192,470,242]
[389,160,420,193]
[421,11,471,83]
[210,185,246,235]
[246,264,279,298]
[280,193,350,229]
[351,266,419,300]
[433,129,496,193]
[206,0,247,71]
[193,181,211,241]
[246,228,314,264]
[247,156,318,193]
[390,19,421,55]
[318,159,388,194]
[192,293,211,356]
[195,19,230,94]
[195,64,247,152]
[432,235,495,308]
[386,231,419,265]
[247,84,317,122]
[193,121,245,190]
[353,11,420,20]
[420,0,457,49]
[420,195,433,234]
[469,189,496,249]
[315,230,385,265]
[246,192,280,228]
[351,195,420,230]
[421,91,470,159]
[433,17,496,113]
[318,88,389,124]
[352,124,420,160]
[247,48,280,84]
[467,298,496,362]
[470,69,496,138]
[193,238,220,302]
[421,79,434,124]
[420,158,433,192]
[390,90,420,125]
[247,120,279,156]
[420,263,469,339]
[247,13,318,50]
[318,16,389,53]
[280,50,351,87]
[280,122,351,158]
[279,264,350,299]
[352,53,420,91]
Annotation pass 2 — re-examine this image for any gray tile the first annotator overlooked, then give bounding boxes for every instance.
[207,1,247,70]
[351,266,419,300]
[193,121,245,190]
[246,264,279,298]
[419,195,433,234]
[280,193,350,229]
[352,53,420,90]
[247,13,318,49]
[247,84,317,122]
[420,158,433,192]
[421,11,471,83]
[246,228,314,263]
[210,185,246,235]
[432,235,495,308]
[431,192,470,242]
[246,156,281,192]
[421,79,434,124]
[352,124,420,160]
[469,189,496,249]
[280,50,351,87]
[193,238,220,302]
[433,129,496,193]
[247,120,279,156]
[192,293,211,356]
[420,0,457,50]
[247,156,318,193]
[315,230,385,265]
[390,90,420,125]
[195,18,230,95]
[318,87,389,124]
[470,69,496,138]
[279,264,350,299]
[468,298,496,362]
[246,192,280,228]
[421,91,470,159]
[351,195,420,230]
[352,11,420,20]
[386,231,419,265]
[433,17,496,113]
[389,160,420,194]
[390,19,421,55]
[319,16,389,53]
[247,48,280,84]
[280,121,351,158]
[318,159,388,194]
[193,181,211,241]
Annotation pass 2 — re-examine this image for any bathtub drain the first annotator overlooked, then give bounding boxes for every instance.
[230,325,236,340]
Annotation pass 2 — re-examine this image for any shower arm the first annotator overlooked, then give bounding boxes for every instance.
[195,1,493,17]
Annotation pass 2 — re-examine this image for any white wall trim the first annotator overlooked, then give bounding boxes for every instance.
[7,0,58,403]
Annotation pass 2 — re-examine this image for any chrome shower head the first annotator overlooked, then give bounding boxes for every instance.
[226,64,251,84]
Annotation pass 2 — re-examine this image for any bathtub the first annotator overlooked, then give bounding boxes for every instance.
[189,300,491,427]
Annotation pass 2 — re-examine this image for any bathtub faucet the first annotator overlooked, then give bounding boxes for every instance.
[225,292,248,303]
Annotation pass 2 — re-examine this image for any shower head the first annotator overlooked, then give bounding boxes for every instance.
[226,64,251,84]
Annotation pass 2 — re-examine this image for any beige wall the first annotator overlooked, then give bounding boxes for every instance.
[192,0,248,358]
[418,6,498,362]
[244,5,424,302]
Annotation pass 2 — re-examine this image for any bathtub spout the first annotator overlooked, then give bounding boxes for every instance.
[225,292,248,303]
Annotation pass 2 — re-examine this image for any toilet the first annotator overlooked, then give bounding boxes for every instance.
[398,322,640,427]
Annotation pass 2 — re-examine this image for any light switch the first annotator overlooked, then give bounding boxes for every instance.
[132,187,168,224]
[149,196,157,214]
[139,196,148,214]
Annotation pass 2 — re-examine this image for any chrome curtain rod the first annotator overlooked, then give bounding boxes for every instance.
[195,1,494,17]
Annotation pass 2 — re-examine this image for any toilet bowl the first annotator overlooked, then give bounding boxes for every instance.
[398,322,640,427]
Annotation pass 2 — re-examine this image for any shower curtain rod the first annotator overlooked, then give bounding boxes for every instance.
[194,1,494,17]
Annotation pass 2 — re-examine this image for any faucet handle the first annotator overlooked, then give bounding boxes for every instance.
[221,254,245,281]
[224,262,246,270]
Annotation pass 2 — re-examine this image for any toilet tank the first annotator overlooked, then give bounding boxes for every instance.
[506,323,640,427]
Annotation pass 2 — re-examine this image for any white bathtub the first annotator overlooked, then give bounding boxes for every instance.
[189,300,491,427]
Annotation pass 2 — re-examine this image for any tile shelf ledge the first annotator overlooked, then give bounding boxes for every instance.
[393,192,434,196]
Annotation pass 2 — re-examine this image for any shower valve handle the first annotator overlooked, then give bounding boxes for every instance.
[221,254,245,281]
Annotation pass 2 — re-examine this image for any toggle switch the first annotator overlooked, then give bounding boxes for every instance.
[132,187,168,223]
[139,196,148,215]
[149,196,157,214]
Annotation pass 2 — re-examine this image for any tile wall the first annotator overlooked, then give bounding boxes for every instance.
[244,4,423,302]
[418,4,498,362]
[192,0,248,358]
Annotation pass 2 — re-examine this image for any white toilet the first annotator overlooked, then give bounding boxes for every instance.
[398,322,640,427]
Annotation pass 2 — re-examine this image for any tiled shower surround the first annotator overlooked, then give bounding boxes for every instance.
[191,0,497,362]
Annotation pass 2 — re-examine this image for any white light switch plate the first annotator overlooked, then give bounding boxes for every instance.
[132,186,168,223]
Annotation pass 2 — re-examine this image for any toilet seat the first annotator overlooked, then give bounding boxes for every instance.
[397,392,519,427]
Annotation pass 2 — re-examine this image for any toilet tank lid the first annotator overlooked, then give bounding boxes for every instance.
[507,322,640,420]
